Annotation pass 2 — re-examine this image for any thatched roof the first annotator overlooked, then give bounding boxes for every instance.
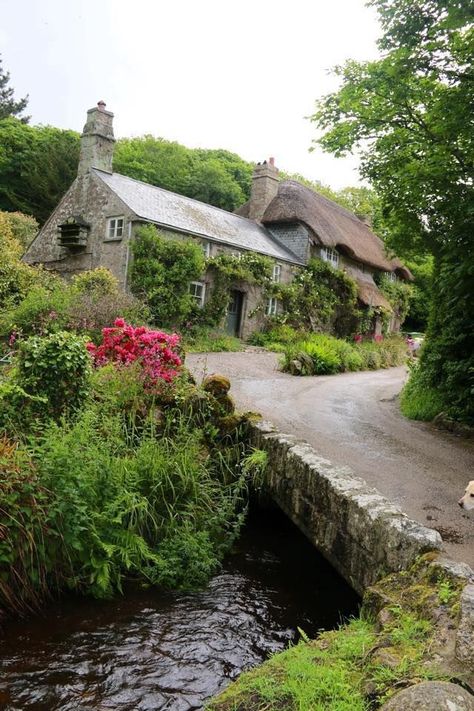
[256,181,411,277]
[354,278,392,310]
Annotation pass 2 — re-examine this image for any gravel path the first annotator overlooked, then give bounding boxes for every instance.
[187,350,474,568]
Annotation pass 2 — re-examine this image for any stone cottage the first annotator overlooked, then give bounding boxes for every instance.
[24,102,411,338]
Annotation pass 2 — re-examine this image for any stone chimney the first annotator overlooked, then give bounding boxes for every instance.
[247,157,279,222]
[78,101,115,176]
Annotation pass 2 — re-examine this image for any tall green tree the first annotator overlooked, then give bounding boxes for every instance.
[0,119,80,223]
[0,55,29,122]
[312,0,474,422]
[114,136,252,211]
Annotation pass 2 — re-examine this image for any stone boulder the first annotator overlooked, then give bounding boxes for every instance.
[381,681,474,710]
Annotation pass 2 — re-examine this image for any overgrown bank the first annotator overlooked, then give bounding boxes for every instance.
[250,326,407,376]
[0,317,263,617]
[207,555,472,710]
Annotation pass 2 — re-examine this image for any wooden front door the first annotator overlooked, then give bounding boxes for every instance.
[226,290,243,336]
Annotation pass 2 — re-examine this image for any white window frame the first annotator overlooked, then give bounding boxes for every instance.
[272,264,282,283]
[201,241,211,258]
[386,271,397,282]
[106,216,125,241]
[321,247,339,268]
[189,281,206,308]
[266,297,278,316]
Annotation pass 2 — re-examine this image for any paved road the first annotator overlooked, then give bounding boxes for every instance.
[188,350,474,568]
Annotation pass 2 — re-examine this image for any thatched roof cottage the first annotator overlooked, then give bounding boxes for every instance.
[24,102,411,338]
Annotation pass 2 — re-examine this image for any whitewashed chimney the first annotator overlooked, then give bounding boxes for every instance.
[78,101,115,176]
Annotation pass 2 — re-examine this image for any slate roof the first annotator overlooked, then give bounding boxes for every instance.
[93,169,303,264]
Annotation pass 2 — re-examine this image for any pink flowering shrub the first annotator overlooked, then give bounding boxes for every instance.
[87,318,182,385]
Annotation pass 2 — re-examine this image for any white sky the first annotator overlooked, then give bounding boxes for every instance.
[1,0,380,189]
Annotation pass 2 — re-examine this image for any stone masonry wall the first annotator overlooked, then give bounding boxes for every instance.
[250,420,443,594]
[24,172,135,288]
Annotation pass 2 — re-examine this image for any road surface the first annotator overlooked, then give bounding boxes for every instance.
[188,350,474,568]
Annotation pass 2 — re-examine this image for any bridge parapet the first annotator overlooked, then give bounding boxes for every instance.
[250,420,443,595]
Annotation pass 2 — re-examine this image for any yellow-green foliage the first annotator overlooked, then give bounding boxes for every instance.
[0,211,41,308]
[280,333,407,376]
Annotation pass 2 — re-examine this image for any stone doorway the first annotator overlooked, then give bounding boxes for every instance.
[226,290,244,336]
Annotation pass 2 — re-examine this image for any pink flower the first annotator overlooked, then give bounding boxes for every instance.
[87,319,182,387]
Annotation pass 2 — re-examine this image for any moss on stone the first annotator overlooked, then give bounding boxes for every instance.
[202,374,231,397]
[207,554,470,711]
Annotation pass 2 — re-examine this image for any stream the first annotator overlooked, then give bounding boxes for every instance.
[0,508,359,710]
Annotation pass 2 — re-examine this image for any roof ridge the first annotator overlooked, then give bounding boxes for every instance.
[281,179,377,234]
[92,168,267,230]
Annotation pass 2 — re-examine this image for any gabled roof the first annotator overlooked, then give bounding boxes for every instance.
[93,169,303,265]
[259,180,411,277]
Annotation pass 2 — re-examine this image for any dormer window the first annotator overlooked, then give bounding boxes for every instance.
[321,247,339,268]
[106,216,124,240]
[272,264,282,283]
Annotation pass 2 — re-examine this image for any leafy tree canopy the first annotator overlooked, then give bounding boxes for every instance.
[312,0,473,257]
[114,136,253,212]
[0,119,80,223]
[0,55,29,122]
[312,0,474,422]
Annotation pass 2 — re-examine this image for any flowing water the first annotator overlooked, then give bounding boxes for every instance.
[0,509,359,710]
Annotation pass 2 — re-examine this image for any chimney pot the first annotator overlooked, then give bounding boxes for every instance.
[97,100,106,110]
[269,157,275,166]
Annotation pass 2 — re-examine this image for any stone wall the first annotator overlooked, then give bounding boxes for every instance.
[250,420,442,594]
[24,172,135,288]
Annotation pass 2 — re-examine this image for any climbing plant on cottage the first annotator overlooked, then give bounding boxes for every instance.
[130,226,205,329]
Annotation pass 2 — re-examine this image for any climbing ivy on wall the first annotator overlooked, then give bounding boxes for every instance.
[267,259,359,337]
[130,226,205,329]
[130,226,273,332]
[200,253,273,328]
[376,274,413,328]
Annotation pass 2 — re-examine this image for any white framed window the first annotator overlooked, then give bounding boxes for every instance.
[386,271,397,282]
[201,241,211,258]
[272,264,282,283]
[266,297,278,316]
[321,247,339,268]
[106,216,124,240]
[189,281,206,308]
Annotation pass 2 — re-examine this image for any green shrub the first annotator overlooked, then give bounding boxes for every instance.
[17,331,91,419]
[400,364,445,421]
[0,269,149,345]
[301,339,341,374]
[0,436,52,614]
[357,343,382,370]
[185,330,244,353]
[0,281,72,341]
[280,333,407,376]
[0,380,47,434]
[130,225,205,329]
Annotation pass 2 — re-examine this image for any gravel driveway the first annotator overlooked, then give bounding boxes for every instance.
[188,350,474,568]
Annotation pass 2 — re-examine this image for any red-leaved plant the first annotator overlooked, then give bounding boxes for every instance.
[87,318,182,385]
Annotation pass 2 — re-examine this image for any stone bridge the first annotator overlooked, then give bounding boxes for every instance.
[249,420,443,595]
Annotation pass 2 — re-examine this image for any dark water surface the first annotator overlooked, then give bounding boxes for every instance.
[0,509,359,710]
